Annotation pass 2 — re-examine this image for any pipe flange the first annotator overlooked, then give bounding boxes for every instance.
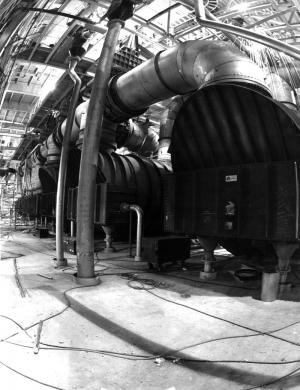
[73,273,101,286]
[103,247,116,253]
[106,75,147,122]
[199,270,217,280]
[53,257,68,268]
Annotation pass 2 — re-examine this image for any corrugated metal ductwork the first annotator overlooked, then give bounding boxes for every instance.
[51,149,171,234]
[171,84,300,172]
[116,120,159,157]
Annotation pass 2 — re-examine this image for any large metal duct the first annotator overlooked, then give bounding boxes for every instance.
[158,96,188,162]
[171,83,300,171]
[48,40,270,157]
[106,40,270,122]
[116,119,159,157]
[66,148,170,234]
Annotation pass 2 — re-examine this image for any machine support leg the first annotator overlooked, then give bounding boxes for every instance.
[198,237,218,280]
[102,225,116,253]
[272,242,299,293]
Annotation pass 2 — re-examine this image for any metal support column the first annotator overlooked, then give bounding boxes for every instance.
[76,19,125,280]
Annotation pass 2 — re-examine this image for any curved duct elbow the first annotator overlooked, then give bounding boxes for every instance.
[265,73,297,110]
[116,119,159,157]
[107,40,270,121]
[158,96,188,162]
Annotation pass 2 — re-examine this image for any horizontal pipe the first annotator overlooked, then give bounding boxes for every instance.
[195,14,300,62]
[107,39,269,121]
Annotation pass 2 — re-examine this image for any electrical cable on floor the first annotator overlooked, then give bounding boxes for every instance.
[0,314,33,342]
[3,237,300,389]
[161,271,260,291]
[0,282,102,389]
[1,279,300,390]
[242,365,300,390]
[146,288,300,347]
[1,283,97,345]
[4,335,300,366]
[0,359,67,390]
[122,273,300,348]
[99,260,260,291]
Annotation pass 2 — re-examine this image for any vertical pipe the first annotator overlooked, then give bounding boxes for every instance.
[133,205,143,261]
[129,210,133,257]
[76,19,124,279]
[55,58,81,267]
[70,220,75,238]
[294,162,299,240]
[121,204,143,261]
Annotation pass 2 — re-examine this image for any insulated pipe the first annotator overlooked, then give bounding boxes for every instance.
[121,203,143,261]
[76,19,124,280]
[107,40,269,121]
[56,57,81,267]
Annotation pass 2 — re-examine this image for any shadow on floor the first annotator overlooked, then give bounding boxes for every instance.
[35,283,299,389]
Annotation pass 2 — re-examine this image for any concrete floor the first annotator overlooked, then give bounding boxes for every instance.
[1,226,300,389]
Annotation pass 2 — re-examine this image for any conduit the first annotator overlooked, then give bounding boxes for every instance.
[55,57,81,268]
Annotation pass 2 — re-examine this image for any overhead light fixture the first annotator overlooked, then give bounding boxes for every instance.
[231,3,249,12]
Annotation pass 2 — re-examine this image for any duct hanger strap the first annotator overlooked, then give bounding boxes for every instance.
[107,75,147,121]
[154,51,184,96]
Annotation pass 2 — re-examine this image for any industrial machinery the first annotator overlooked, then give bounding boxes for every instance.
[14,38,300,291]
